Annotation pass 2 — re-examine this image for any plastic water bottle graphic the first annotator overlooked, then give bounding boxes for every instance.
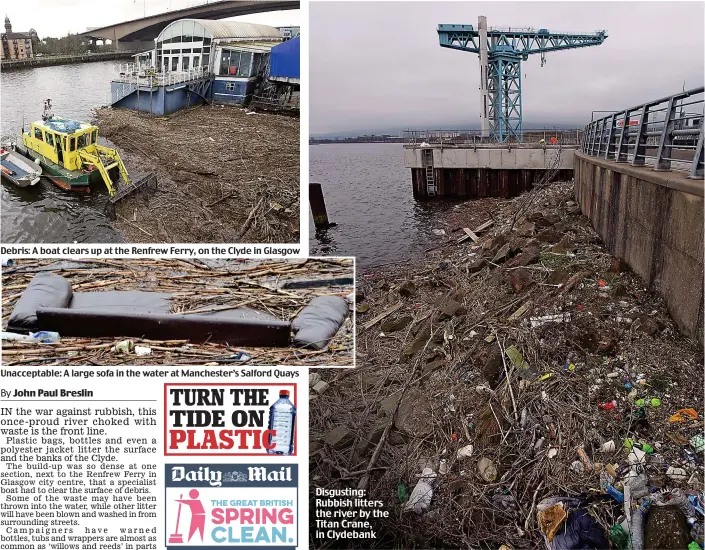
[267,390,296,455]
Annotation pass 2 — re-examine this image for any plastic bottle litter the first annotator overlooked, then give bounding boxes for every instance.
[405,467,436,514]
[598,401,617,411]
[439,459,449,475]
[478,457,498,482]
[1,259,14,267]
[134,346,152,356]
[690,434,705,452]
[266,390,296,455]
[112,340,134,353]
[230,351,252,361]
[600,440,616,452]
[1,331,60,343]
[669,488,699,520]
[629,501,650,550]
[606,484,625,503]
[609,524,629,549]
[666,465,688,481]
[576,446,593,472]
[397,481,408,503]
[457,445,474,460]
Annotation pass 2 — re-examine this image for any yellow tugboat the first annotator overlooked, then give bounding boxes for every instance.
[14,100,131,195]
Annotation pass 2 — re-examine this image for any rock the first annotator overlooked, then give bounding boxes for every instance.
[394,389,433,436]
[644,505,690,550]
[549,236,576,254]
[508,268,533,292]
[483,233,508,252]
[610,257,629,273]
[401,322,432,360]
[468,257,488,273]
[537,228,561,243]
[634,315,660,336]
[311,381,330,395]
[515,221,535,237]
[528,211,558,228]
[491,243,513,264]
[422,358,446,376]
[505,244,540,268]
[378,393,401,417]
[437,298,465,320]
[356,419,388,455]
[399,280,416,297]
[482,347,504,389]
[325,426,354,449]
[547,269,571,285]
[381,315,413,333]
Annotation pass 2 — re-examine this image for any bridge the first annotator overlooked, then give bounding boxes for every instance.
[80,0,298,44]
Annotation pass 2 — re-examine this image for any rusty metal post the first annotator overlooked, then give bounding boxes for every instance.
[309,182,331,230]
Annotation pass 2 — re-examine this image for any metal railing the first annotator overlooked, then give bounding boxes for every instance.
[403,128,583,147]
[112,62,210,87]
[581,87,704,179]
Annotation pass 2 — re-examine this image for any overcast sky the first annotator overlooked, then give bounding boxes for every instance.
[4,0,299,37]
[311,1,704,136]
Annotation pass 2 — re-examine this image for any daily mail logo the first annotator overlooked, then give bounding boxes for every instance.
[165,463,298,550]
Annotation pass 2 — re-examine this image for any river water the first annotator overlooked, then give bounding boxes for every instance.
[309,143,455,269]
[1,61,123,243]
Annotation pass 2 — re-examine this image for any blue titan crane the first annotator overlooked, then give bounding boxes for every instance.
[438,16,607,142]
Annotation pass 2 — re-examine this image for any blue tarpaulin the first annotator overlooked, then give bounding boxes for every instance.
[269,36,300,79]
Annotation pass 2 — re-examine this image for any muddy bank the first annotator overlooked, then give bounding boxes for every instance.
[2,258,353,366]
[310,181,704,548]
[94,105,299,243]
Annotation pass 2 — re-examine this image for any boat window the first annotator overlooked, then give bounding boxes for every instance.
[77,133,89,149]
[33,127,43,141]
[238,52,252,77]
[91,130,97,144]
[45,132,54,147]
[69,137,75,152]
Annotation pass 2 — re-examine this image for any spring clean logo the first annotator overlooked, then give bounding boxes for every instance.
[165,464,298,549]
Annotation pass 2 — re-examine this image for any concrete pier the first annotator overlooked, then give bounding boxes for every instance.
[404,142,577,200]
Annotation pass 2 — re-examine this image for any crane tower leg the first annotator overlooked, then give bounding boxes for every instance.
[478,16,490,139]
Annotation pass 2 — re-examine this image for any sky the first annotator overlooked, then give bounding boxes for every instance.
[310,1,705,136]
[4,0,299,37]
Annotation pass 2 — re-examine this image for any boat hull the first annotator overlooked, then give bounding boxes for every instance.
[1,149,42,188]
[14,143,109,192]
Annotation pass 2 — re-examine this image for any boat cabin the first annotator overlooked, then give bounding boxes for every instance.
[23,117,99,172]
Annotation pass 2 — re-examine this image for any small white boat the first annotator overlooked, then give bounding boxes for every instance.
[1,146,42,187]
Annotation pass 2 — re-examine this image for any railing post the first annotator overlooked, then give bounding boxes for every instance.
[690,123,704,179]
[596,119,605,157]
[615,109,630,163]
[587,122,595,155]
[654,95,677,171]
[604,114,616,160]
[631,103,650,166]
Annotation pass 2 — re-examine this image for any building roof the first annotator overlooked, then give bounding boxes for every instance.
[158,19,282,42]
[4,32,31,39]
[197,20,281,40]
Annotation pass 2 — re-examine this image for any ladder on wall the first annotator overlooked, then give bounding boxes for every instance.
[424,149,436,196]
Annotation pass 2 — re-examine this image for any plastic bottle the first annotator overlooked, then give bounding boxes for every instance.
[405,467,436,514]
[266,390,296,455]
[669,489,699,520]
[629,501,650,550]
[1,331,60,343]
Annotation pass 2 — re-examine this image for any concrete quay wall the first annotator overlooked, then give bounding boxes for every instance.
[574,152,704,344]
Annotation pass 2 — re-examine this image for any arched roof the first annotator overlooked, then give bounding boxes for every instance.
[156,18,282,43]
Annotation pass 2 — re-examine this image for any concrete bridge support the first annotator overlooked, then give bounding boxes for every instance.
[574,152,703,344]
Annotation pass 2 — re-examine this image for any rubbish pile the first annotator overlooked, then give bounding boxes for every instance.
[94,105,299,244]
[2,258,354,366]
[309,181,704,549]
